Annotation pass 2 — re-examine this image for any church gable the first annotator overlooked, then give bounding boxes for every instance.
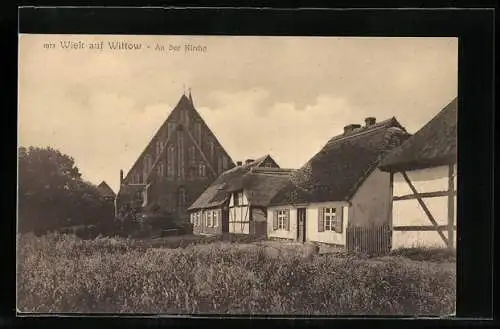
[123,93,235,185]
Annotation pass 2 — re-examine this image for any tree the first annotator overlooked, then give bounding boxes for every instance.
[18,146,113,234]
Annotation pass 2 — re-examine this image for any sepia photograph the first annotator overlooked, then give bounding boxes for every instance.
[17,34,458,316]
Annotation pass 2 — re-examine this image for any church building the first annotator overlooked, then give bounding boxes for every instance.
[115,92,235,224]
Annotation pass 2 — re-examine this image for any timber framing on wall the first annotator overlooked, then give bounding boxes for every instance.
[392,166,456,250]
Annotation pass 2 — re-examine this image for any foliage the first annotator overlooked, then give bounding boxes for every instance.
[18,146,114,234]
[18,233,456,315]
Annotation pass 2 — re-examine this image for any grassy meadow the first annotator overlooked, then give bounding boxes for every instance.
[17,233,456,315]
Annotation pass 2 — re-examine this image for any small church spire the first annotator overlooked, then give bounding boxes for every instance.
[188,88,193,104]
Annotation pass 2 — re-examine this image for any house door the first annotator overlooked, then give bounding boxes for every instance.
[297,208,306,243]
[222,208,229,233]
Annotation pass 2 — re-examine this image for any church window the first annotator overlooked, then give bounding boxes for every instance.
[222,156,228,171]
[209,140,215,161]
[189,146,196,165]
[196,122,202,143]
[198,162,206,177]
[177,131,185,178]
[167,145,175,177]
[218,156,223,174]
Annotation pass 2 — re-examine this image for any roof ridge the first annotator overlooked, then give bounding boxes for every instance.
[325,117,400,147]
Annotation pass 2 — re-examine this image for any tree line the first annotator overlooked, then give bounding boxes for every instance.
[18,146,115,236]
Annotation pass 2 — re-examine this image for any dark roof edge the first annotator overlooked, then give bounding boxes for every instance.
[379,154,457,172]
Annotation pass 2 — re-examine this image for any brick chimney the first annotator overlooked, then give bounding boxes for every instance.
[245,159,254,165]
[343,124,361,134]
[236,161,242,166]
[365,117,376,127]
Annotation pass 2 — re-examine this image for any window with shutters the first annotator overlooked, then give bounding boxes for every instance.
[197,213,201,226]
[321,207,343,233]
[277,210,288,230]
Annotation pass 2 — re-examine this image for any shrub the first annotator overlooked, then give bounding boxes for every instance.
[17,233,456,315]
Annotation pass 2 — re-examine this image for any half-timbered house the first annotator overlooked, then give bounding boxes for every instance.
[379,98,457,250]
[267,117,411,254]
[115,92,235,224]
[188,155,291,236]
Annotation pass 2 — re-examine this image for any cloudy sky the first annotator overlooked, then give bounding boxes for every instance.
[19,35,457,192]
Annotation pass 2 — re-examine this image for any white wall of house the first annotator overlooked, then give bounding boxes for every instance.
[305,202,349,245]
[229,191,250,234]
[349,168,392,227]
[391,164,457,249]
[267,201,349,244]
[267,206,297,240]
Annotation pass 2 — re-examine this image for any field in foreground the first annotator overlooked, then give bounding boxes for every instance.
[17,233,456,315]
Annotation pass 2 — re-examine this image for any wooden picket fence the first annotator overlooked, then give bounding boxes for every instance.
[346,224,392,255]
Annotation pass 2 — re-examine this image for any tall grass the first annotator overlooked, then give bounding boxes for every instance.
[17,233,455,315]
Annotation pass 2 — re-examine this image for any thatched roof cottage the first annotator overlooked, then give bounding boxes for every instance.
[267,117,411,254]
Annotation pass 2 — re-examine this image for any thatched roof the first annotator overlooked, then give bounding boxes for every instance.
[239,171,293,207]
[269,117,411,206]
[97,181,116,198]
[188,155,288,210]
[379,98,457,172]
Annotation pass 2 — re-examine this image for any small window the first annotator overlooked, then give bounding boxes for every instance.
[207,211,212,227]
[322,207,342,233]
[277,210,289,230]
[213,211,218,228]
